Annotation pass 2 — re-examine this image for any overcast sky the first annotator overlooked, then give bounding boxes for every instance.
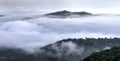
[0,0,120,14]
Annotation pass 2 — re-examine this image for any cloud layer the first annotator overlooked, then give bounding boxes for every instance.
[0,15,119,50]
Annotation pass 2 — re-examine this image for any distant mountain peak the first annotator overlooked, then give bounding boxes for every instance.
[60,10,70,12]
[44,10,92,18]
[46,10,71,16]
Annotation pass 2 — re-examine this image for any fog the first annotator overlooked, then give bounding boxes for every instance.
[50,41,84,56]
[0,14,120,50]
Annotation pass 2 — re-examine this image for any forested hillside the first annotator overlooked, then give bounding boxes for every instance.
[83,47,120,61]
[0,38,120,61]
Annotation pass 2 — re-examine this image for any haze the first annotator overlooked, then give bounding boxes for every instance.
[0,0,120,14]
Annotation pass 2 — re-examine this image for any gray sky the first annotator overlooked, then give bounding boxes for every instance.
[0,0,120,14]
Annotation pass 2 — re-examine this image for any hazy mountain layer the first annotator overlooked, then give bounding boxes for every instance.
[44,10,92,18]
[0,38,120,61]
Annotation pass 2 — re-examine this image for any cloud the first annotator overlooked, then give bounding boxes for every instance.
[49,41,84,56]
[35,15,120,34]
[0,21,39,31]
[0,15,119,51]
[0,0,120,14]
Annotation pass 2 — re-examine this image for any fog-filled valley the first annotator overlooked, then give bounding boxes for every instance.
[0,11,120,61]
[0,12,120,48]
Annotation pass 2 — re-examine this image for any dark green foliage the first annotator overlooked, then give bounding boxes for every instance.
[0,48,37,61]
[0,47,58,61]
[56,38,120,47]
[0,38,120,61]
[83,47,120,61]
[41,37,120,61]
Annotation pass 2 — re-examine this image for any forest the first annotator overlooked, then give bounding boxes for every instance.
[0,38,120,61]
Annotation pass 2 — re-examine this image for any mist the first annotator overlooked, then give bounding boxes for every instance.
[0,14,119,51]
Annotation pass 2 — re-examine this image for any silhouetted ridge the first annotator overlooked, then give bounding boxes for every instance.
[72,11,92,15]
[44,10,92,18]
[46,10,71,16]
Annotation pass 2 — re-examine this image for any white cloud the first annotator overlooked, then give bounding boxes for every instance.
[0,15,119,51]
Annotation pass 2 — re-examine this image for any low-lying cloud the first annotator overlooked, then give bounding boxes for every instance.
[0,15,119,50]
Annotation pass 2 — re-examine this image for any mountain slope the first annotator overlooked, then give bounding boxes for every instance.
[41,38,120,61]
[83,47,120,61]
[0,38,120,61]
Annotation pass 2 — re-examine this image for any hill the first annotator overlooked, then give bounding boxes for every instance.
[0,38,120,61]
[83,47,120,61]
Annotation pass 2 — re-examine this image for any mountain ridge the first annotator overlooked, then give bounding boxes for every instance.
[44,10,92,18]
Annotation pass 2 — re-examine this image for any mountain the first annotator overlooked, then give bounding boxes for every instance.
[83,47,120,61]
[40,38,120,61]
[0,47,39,61]
[0,47,59,61]
[44,10,92,18]
[0,38,120,61]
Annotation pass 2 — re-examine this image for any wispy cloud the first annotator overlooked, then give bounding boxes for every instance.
[0,0,120,14]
